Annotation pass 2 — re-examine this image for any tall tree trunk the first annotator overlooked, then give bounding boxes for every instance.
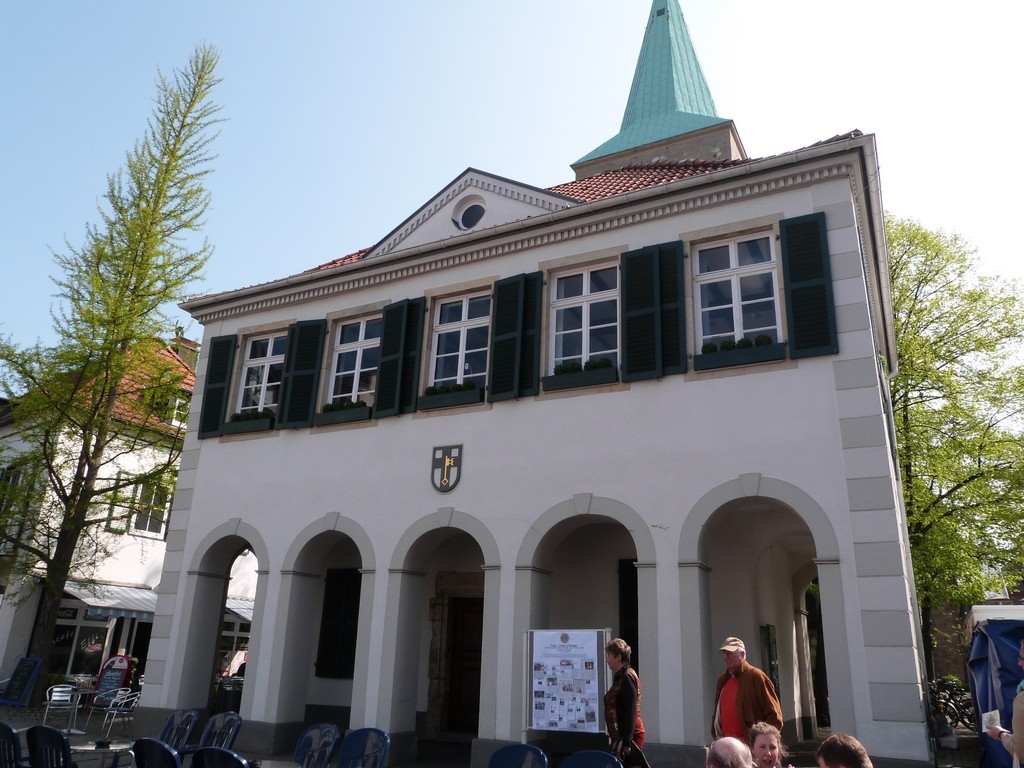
[921,603,935,681]
[26,523,84,703]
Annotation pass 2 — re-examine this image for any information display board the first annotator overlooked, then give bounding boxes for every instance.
[91,654,133,705]
[527,629,609,733]
[0,656,42,708]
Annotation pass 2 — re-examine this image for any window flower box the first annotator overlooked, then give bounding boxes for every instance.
[417,386,485,410]
[541,365,619,392]
[312,406,372,426]
[221,416,274,435]
[693,342,786,371]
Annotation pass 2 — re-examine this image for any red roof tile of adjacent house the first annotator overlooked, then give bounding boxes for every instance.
[303,248,370,273]
[548,159,749,202]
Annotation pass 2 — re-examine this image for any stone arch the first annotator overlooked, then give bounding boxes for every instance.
[515,492,657,568]
[678,473,840,563]
[282,511,376,573]
[389,506,500,571]
[189,517,269,573]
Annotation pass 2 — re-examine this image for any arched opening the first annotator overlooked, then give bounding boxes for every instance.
[699,496,821,743]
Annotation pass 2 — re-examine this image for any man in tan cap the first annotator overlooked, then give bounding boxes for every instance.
[712,636,783,741]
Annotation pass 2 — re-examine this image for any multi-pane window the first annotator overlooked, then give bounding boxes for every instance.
[431,294,491,389]
[550,264,619,369]
[694,234,780,346]
[0,465,25,555]
[106,477,170,538]
[329,317,382,406]
[133,481,170,538]
[238,333,288,414]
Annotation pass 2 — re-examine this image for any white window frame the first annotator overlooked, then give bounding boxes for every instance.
[131,480,171,539]
[237,332,288,415]
[549,262,619,371]
[430,293,491,389]
[693,233,781,347]
[0,465,25,555]
[328,316,382,406]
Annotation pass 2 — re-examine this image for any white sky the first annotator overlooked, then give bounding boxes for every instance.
[2,1,1021,348]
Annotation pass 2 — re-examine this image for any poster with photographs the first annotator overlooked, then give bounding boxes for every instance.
[528,629,608,733]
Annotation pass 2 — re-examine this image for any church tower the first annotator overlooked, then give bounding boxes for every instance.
[572,0,746,179]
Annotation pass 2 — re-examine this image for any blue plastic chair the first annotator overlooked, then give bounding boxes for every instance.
[560,751,623,768]
[488,744,548,768]
[191,748,249,768]
[133,738,183,768]
[25,726,75,768]
[292,724,341,768]
[0,721,30,768]
[158,709,201,752]
[335,728,390,768]
[180,713,243,759]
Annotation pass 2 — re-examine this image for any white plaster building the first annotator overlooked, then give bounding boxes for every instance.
[143,2,931,766]
[0,340,257,685]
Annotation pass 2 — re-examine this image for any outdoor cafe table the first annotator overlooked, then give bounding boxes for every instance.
[70,738,134,768]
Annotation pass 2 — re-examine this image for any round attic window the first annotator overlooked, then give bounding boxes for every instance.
[453,202,485,231]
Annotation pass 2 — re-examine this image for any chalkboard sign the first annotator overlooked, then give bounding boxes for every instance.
[91,654,133,706]
[0,656,42,708]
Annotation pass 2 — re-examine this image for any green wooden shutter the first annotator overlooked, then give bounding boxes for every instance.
[314,568,362,679]
[198,335,237,438]
[781,212,838,358]
[373,297,424,418]
[279,319,327,428]
[488,271,542,402]
[621,241,686,381]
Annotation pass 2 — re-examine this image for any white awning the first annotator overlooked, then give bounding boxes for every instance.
[225,598,254,623]
[64,581,157,623]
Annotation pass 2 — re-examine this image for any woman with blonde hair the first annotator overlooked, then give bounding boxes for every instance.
[604,638,645,765]
[748,721,791,768]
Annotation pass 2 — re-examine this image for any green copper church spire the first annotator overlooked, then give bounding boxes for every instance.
[575,0,731,167]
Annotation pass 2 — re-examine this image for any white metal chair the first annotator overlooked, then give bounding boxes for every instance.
[83,687,131,733]
[41,685,76,728]
[100,689,142,737]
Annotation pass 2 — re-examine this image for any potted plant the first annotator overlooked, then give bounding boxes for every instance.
[221,409,275,434]
[694,334,786,371]
[417,380,485,410]
[313,398,372,426]
[541,356,619,392]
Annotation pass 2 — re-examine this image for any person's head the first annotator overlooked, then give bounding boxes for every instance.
[719,637,747,674]
[749,722,787,768]
[816,733,872,768]
[605,638,631,671]
[707,737,753,768]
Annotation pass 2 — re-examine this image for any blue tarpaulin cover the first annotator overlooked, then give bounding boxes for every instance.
[968,616,1024,768]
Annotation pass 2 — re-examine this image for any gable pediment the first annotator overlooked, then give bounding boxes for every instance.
[365,169,576,260]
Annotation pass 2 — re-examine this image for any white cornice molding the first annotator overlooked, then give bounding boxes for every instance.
[186,159,857,326]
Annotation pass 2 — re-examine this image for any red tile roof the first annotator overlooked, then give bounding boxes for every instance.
[219,132,862,286]
[303,248,370,273]
[548,159,749,202]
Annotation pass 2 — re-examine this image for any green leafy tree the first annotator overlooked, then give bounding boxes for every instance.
[887,215,1024,677]
[0,45,220,694]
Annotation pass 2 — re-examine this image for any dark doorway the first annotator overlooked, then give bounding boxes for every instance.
[446,596,483,733]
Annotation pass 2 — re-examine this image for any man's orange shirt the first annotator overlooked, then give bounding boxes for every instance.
[719,675,744,739]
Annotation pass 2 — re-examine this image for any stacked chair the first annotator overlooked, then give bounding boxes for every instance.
[293,724,341,768]
[0,722,29,768]
[488,744,548,768]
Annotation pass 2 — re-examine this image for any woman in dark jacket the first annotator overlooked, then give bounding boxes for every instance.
[604,638,645,764]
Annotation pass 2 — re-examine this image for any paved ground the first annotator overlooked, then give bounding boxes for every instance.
[0,705,984,768]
